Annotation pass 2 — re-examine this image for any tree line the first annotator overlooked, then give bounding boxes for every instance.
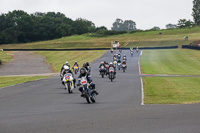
[0,10,99,44]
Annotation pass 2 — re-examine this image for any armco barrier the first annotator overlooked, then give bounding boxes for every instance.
[182,45,200,50]
[2,46,179,51]
[2,48,110,51]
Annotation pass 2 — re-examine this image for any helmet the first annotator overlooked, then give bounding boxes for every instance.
[80,68,86,76]
[109,62,113,65]
[75,61,77,63]
[83,63,86,67]
[86,62,89,66]
[101,61,104,64]
[64,65,69,71]
[65,61,69,65]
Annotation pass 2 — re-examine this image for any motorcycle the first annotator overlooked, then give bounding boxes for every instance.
[122,64,126,72]
[117,62,121,70]
[122,56,127,61]
[117,55,121,60]
[99,66,106,78]
[130,51,133,56]
[62,73,74,93]
[113,61,117,68]
[73,66,79,74]
[136,48,139,53]
[105,64,109,76]
[109,67,115,82]
[80,77,96,104]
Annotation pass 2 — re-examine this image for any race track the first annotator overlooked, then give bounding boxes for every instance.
[0,50,200,133]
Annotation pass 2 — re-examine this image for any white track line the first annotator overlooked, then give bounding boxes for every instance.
[140,77,144,105]
[138,51,144,105]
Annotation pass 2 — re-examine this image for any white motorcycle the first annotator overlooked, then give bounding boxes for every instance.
[62,73,74,94]
[80,77,96,104]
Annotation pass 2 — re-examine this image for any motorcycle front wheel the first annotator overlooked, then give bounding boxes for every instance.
[84,89,91,104]
[67,82,72,94]
[90,91,96,103]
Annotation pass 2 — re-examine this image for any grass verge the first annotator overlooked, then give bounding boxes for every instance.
[141,49,200,75]
[143,77,200,104]
[0,51,13,64]
[0,76,49,88]
[141,49,200,104]
[35,50,107,72]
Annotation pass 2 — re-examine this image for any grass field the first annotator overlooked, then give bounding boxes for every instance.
[0,76,48,88]
[1,26,200,49]
[0,51,13,64]
[35,50,107,72]
[141,49,200,104]
[140,49,200,75]
[143,77,200,104]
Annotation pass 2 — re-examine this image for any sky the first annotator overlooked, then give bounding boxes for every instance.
[0,0,193,30]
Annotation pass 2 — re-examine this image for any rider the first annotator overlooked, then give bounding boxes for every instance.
[60,65,76,88]
[122,60,127,69]
[77,67,98,97]
[117,53,121,60]
[117,59,121,64]
[119,48,122,53]
[72,61,79,70]
[122,54,127,61]
[109,62,116,77]
[83,63,90,74]
[60,61,70,72]
[136,47,139,52]
[86,62,91,73]
[99,61,106,68]
[110,48,113,53]
[130,49,134,53]
[113,54,117,61]
[99,61,106,74]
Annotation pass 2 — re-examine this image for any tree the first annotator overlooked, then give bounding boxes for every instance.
[192,0,200,25]
[123,20,136,31]
[0,11,97,44]
[95,26,107,32]
[150,26,160,30]
[166,24,177,29]
[111,18,124,31]
[72,18,95,35]
[177,19,194,28]
[111,18,136,31]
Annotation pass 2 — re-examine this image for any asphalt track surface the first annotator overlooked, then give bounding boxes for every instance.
[0,50,200,133]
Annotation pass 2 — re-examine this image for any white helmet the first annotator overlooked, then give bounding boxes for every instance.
[65,61,68,64]
[64,65,69,71]
[109,62,113,65]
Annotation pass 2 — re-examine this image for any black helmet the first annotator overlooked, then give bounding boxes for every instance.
[80,68,87,76]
